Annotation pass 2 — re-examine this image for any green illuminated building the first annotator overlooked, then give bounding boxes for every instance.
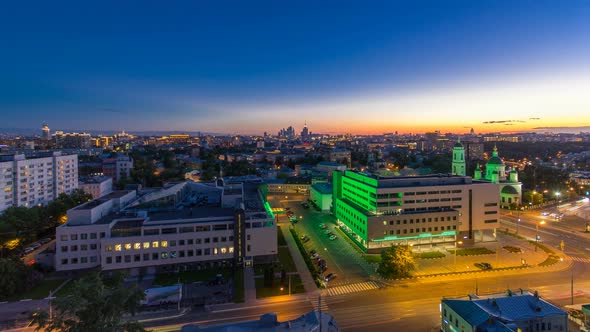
[332,170,499,253]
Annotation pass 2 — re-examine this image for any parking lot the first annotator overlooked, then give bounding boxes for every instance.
[268,194,374,288]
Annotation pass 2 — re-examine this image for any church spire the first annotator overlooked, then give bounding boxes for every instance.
[492,144,499,157]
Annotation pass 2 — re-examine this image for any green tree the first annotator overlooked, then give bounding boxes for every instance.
[377,245,416,279]
[0,257,41,300]
[33,272,145,332]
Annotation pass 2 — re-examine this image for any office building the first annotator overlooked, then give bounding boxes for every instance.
[0,152,78,213]
[441,291,568,332]
[332,170,499,252]
[79,175,113,199]
[55,179,277,273]
[41,123,51,140]
[102,154,134,183]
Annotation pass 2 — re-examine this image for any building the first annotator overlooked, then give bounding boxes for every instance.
[41,123,51,140]
[310,182,333,212]
[452,140,466,176]
[79,176,113,199]
[332,170,499,252]
[55,179,277,273]
[473,146,522,209]
[182,311,339,332]
[53,131,92,149]
[0,152,78,213]
[102,154,134,183]
[328,149,351,166]
[441,291,568,332]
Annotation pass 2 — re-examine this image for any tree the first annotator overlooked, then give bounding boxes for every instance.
[33,272,145,332]
[377,245,415,279]
[0,257,41,300]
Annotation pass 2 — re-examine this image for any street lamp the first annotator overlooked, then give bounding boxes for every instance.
[535,221,546,251]
[454,240,463,271]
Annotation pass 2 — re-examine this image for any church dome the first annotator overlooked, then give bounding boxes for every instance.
[501,186,518,195]
[453,141,464,148]
[487,156,504,165]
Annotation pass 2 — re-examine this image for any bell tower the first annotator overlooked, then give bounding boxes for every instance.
[452,139,466,176]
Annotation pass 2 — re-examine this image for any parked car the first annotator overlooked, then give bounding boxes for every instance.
[324,273,337,282]
[24,247,35,254]
[329,235,337,241]
[319,265,327,273]
[310,249,317,256]
[319,223,325,228]
[31,243,42,249]
[311,252,319,259]
[40,238,52,244]
[302,236,310,243]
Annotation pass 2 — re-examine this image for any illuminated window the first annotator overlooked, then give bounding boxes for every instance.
[229,247,234,253]
[143,242,150,249]
[213,248,218,255]
[124,243,131,250]
[152,241,159,248]
[161,252,168,259]
[161,241,168,248]
[115,244,122,251]
[221,247,227,254]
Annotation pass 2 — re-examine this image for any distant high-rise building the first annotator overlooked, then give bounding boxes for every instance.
[301,121,310,142]
[102,154,134,183]
[41,123,51,140]
[53,131,92,148]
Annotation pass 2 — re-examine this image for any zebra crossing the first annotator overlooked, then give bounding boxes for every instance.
[571,256,590,264]
[311,296,330,313]
[326,281,381,297]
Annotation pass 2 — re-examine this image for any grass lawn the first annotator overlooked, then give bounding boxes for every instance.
[277,226,287,246]
[415,251,446,259]
[364,255,381,263]
[255,274,304,298]
[278,246,297,272]
[153,268,232,286]
[7,278,67,301]
[448,247,495,256]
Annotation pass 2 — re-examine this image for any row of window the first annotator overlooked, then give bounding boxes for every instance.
[385,225,456,235]
[61,256,98,265]
[383,216,457,226]
[61,232,102,241]
[105,247,235,264]
[61,243,98,252]
[105,237,235,252]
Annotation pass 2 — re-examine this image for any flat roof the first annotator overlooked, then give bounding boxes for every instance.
[148,207,235,222]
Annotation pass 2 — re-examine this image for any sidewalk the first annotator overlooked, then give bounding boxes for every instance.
[279,225,319,295]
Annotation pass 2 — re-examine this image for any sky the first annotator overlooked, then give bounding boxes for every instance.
[1,1,590,135]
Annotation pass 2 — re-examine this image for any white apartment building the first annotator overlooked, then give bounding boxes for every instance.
[0,152,78,213]
[79,176,113,199]
[55,180,278,274]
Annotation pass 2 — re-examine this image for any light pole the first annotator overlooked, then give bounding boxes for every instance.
[535,221,546,251]
[454,240,463,271]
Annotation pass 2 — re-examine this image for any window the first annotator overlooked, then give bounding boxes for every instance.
[134,243,141,249]
[196,239,201,244]
[124,243,132,250]
[70,234,78,240]
[60,235,68,241]
[81,233,88,240]
[246,235,251,241]
[484,219,498,224]
[116,256,122,263]
[100,232,106,238]
[162,228,177,234]
[161,252,168,259]
[179,240,185,246]
[179,250,185,258]
[124,255,131,263]
[484,211,498,215]
[106,257,112,264]
[90,244,97,250]
[152,241,159,248]
[246,245,251,252]
[81,257,88,264]
[115,244,122,251]
[71,245,78,251]
[143,253,150,261]
[61,246,68,252]
[90,233,97,239]
[187,250,194,257]
[204,248,211,255]
[484,202,497,207]
[180,226,194,233]
[213,237,219,243]
[90,256,97,263]
[81,244,88,251]
[196,249,202,256]
[161,240,168,247]
[144,229,159,236]
[204,238,210,244]
[61,258,68,265]
[213,248,218,255]
[170,251,177,258]
[134,254,140,262]
[229,236,234,242]
[152,253,159,260]
[170,240,176,247]
[229,247,234,253]
[187,239,193,245]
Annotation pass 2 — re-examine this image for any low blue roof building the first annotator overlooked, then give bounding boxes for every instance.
[441,291,568,332]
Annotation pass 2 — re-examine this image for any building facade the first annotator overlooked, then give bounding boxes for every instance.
[332,170,499,252]
[55,180,277,274]
[102,154,134,183]
[79,175,113,199]
[0,152,78,213]
[473,146,522,209]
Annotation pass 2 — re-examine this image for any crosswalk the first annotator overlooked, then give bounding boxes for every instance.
[326,281,381,297]
[311,296,330,313]
[571,256,590,264]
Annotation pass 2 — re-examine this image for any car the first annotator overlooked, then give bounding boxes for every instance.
[327,231,334,236]
[324,273,337,282]
[541,211,550,216]
[311,253,319,259]
[549,213,557,218]
[290,216,298,222]
[329,235,337,241]
[302,237,310,243]
[24,247,35,254]
[300,234,307,240]
[323,229,331,234]
[319,265,327,273]
[40,238,52,244]
[318,223,325,228]
[310,249,317,256]
[31,243,42,249]
[474,262,492,270]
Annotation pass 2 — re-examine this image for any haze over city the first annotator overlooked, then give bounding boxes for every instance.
[1,1,590,134]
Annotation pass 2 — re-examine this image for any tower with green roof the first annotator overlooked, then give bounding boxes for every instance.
[452,139,466,176]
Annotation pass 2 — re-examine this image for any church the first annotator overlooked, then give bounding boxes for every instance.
[452,141,522,209]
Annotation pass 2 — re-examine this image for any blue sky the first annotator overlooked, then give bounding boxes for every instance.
[1,1,589,134]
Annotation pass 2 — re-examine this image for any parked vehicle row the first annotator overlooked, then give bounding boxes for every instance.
[19,237,52,257]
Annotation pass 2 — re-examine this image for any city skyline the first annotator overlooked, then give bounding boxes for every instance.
[1,1,590,134]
